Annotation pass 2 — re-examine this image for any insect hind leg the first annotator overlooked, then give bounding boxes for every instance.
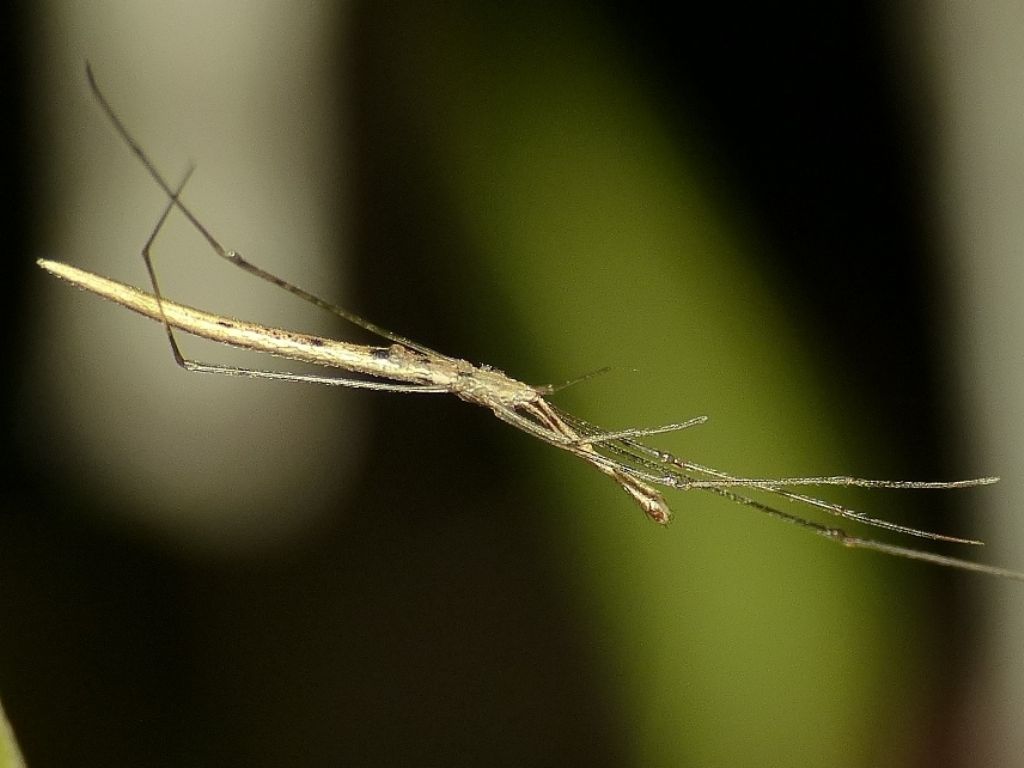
[139,164,195,369]
[86,62,436,355]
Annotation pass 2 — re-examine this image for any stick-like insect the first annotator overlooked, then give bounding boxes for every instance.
[38,65,1024,580]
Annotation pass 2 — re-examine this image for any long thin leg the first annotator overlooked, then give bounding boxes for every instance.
[535,366,612,395]
[550,408,1023,576]
[485,401,648,485]
[137,169,449,393]
[569,416,708,445]
[492,400,1024,577]
[85,62,438,357]
[703,484,1024,581]
[612,435,986,544]
[659,454,986,544]
[545,406,989,545]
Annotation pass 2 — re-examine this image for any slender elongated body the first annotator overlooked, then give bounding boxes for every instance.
[37,64,1024,581]
[38,258,677,524]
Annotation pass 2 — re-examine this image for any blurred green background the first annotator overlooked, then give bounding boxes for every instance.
[1,2,1020,767]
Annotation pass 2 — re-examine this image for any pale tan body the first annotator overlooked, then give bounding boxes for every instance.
[38,259,674,524]
[39,64,1024,581]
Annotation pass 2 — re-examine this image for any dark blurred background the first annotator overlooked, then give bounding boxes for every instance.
[2,2,1021,767]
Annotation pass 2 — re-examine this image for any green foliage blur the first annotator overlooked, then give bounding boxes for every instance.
[360,3,927,766]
